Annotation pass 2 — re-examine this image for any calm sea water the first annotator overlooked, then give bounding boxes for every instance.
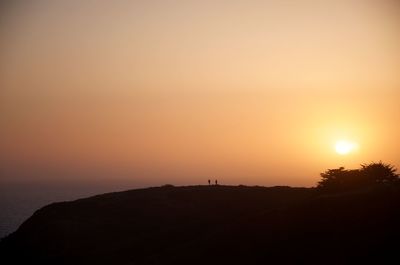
[0,181,142,239]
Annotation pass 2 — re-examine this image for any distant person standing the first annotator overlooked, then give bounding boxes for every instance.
[208,179,211,185]
[215,179,218,185]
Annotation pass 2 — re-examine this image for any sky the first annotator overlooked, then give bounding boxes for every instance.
[1,0,399,187]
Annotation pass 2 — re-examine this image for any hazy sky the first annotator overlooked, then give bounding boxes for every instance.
[1,0,399,187]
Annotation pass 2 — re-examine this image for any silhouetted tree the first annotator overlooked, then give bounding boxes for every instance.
[318,167,361,191]
[360,161,399,184]
[317,162,399,191]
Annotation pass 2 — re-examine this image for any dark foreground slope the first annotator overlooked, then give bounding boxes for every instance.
[1,185,400,264]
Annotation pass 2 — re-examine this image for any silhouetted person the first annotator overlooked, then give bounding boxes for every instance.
[208,179,211,185]
[215,179,218,185]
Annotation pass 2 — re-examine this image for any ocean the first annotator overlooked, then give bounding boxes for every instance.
[0,181,141,239]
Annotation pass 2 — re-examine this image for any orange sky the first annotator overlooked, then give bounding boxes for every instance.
[1,0,399,187]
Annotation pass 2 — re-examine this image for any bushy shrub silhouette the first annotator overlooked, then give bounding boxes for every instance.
[318,162,399,191]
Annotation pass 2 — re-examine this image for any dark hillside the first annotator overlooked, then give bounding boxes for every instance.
[1,185,399,264]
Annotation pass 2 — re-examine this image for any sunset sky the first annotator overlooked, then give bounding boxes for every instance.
[1,0,399,187]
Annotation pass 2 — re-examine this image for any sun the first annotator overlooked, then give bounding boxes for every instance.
[335,140,357,155]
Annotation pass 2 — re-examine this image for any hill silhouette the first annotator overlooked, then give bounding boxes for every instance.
[1,183,400,264]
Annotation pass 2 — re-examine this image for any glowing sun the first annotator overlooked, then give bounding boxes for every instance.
[335,140,357,155]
